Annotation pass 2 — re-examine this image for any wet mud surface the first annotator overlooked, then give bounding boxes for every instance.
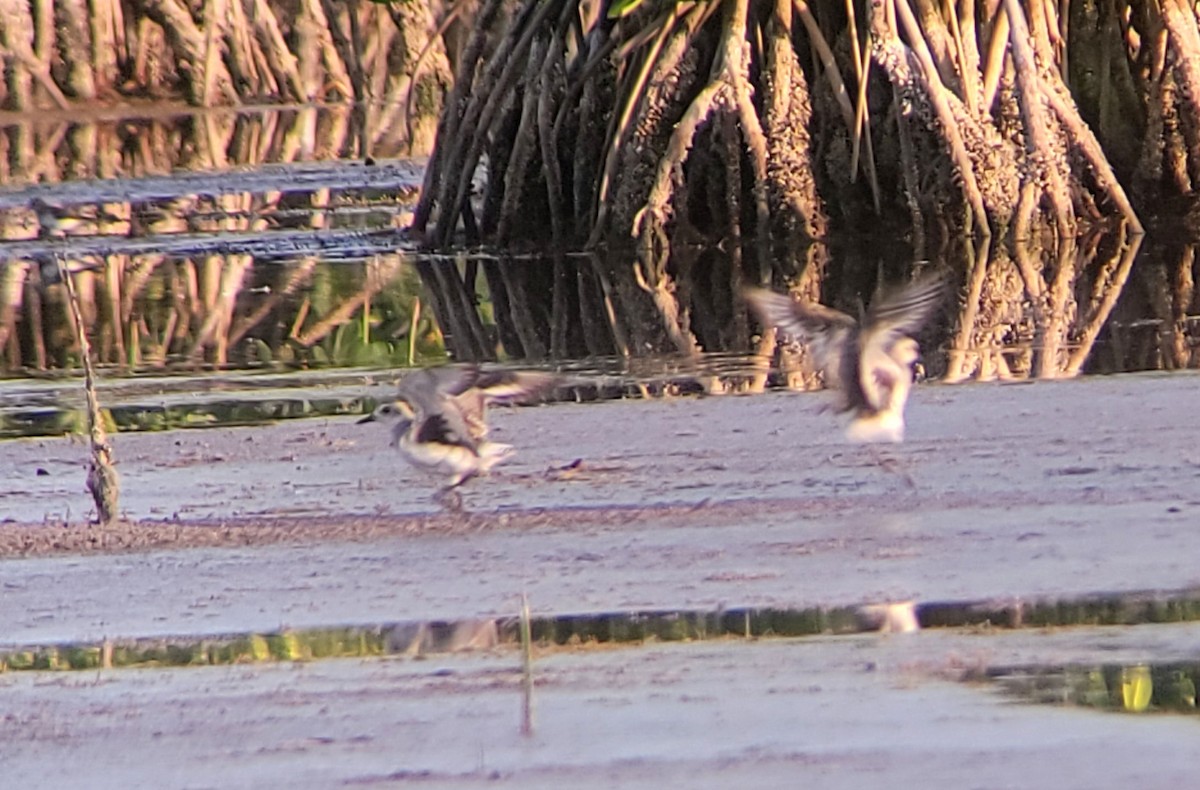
[5,625,1199,789]
[3,372,1200,787]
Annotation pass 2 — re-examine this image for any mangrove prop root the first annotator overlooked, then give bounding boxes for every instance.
[407,0,1194,363]
[1002,0,1074,235]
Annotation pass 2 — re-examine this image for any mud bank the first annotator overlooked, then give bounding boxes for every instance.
[3,373,1200,788]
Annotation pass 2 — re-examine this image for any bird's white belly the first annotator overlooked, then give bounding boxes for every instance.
[398,436,481,480]
[846,409,905,443]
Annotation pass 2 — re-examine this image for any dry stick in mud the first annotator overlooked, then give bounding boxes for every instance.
[56,258,121,526]
[520,592,535,737]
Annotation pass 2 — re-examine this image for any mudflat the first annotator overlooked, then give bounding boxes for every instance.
[2,372,1199,788]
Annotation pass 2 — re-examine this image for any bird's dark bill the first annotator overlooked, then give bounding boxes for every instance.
[356,414,377,424]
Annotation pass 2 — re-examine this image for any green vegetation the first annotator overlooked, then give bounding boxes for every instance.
[993,662,1199,715]
[9,589,1200,674]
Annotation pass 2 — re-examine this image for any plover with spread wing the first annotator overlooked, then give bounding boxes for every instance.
[744,273,946,443]
[358,365,557,506]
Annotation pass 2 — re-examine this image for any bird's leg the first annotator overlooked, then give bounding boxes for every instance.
[434,486,467,512]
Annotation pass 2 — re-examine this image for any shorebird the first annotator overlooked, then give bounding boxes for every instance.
[29,197,124,239]
[358,365,557,505]
[744,273,946,443]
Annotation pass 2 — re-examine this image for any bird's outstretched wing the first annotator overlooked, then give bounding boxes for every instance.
[743,287,857,385]
[471,370,558,404]
[397,365,479,407]
[860,273,947,350]
[857,273,947,410]
[453,370,558,440]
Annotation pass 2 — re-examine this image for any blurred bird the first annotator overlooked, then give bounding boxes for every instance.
[744,273,946,443]
[32,252,101,286]
[29,197,125,239]
[358,365,557,505]
[129,196,198,235]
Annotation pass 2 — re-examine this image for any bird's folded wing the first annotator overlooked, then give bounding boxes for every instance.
[415,412,477,450]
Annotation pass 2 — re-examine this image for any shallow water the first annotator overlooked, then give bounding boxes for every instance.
[0,130,1197,441]
[0,226,1196,438]
[7,587,1200,673]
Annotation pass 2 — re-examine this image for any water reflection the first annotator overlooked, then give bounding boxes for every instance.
[0,177,1195,432]
[0,160,431,378]
[945,228,1142,381]
[0,256,435,372]
[0,217,1167,381]
[0,604,876,672]
[991,662,1198,716]
[9,597,1200,678]
[1100,238,1200,371]
[0,102,427,185]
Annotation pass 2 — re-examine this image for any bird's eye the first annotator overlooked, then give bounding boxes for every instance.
[381,405,393,414]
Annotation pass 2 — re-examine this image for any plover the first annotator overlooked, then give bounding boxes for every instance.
[744,273,946,443]
[358,365,557,504]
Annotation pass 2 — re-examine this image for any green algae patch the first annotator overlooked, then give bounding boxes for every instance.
[0,626,392,673]
[918,588,1200,630]
[6,589,1200,675]
[524,605,868,647]
[0,605,872,674]
[0,396,367,439]
[988,661,1199,716]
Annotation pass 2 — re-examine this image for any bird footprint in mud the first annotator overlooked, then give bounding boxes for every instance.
[830,448,917,489]
[873,451,917,490]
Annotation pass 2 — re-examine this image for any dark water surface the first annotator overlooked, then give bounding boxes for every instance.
[2,106,1199,437]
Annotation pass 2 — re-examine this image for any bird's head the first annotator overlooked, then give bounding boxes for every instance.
[892,337,921,374]
[357,399,416,425]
